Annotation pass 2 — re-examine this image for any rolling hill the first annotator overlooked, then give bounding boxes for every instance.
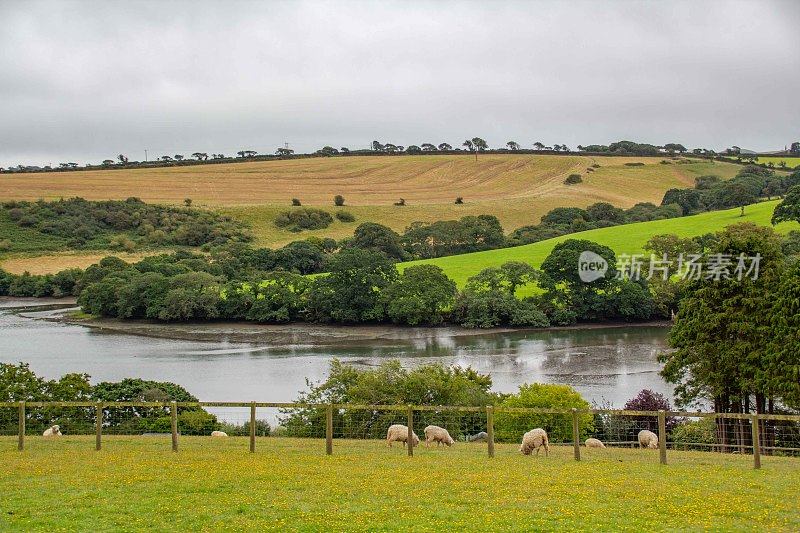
[1,154,743,248]
[0,154,761,273]
[400,200,799,286]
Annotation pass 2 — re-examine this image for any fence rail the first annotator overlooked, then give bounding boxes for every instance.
[2,401,798,470]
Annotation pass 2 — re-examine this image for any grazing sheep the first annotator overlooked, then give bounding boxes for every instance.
[638,429,659,449]
[519,428,550,456]
[211,431,228,437]
[386,424,420,448]
[42,425,62,437]
[468,431,489,443]
[424,425,455,447]
[585,438,606,449]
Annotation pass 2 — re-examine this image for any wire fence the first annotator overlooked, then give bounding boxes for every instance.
[1,401,798,469]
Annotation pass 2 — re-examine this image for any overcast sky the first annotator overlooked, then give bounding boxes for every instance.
[0,0,798,167]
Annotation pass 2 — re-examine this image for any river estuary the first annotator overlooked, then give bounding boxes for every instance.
[0,298,673,407]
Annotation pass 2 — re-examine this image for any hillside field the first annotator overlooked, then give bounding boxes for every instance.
[1,436,798,531]
[403,200,800,286]
[1,155,743,251]
[756,156,800,169]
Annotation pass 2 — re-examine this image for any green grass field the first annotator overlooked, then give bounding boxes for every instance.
[1,436,797,531]
[756,156,800,169]
[401,200,800,286]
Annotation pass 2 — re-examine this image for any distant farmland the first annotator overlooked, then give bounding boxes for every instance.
[0,153,731,248]
[756,156,800,169]
[0,154,739,207]
[0,154,750,270]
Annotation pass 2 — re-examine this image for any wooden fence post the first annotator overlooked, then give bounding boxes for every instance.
[486,405,495,458]
[18,401,25,451]
[171,401,178,452]
[407,405,414,457]
[658,410,667,465]
[95,402,103,451]
[571,408,580,461]
[751,413,761,470]
[249,402,256,453]
[326,404,333,455]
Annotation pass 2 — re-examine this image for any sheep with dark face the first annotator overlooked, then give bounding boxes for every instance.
[520,428,549,456]
[424,425,455,447]
[386,424,420,448]
[43,425,62,437]
[638,430,659,449]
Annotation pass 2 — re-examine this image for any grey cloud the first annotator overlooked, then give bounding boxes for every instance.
[0,0,798,167]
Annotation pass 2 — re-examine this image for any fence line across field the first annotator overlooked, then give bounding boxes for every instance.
[2,401,798,471]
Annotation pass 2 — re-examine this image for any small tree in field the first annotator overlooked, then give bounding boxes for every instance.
[291,198,302,206]
[334,195,345,206]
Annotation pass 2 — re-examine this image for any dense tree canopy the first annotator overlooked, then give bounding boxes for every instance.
[660,223,798,413]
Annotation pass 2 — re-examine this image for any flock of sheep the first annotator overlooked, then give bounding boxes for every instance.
[386,424,662,454]
[40,423,663,452]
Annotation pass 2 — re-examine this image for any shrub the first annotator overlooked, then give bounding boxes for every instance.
[623,389,678,432]
[335,211,355,223]
[274,208,333,231]
[177,410,219,435]
[0,239,10,252]
[453,291,549,328]
[0,197,251,249]
[394,198,406,206]
[219,419,271,437]
[624,162,645,166]
[291,198,302,206]
[564,174,583,185]
[494,383,593,443]
[591,164,601,168]
[670,417,716,446]
[334,195,345,206]
[109,234,136,252]
[455,197,464,204]
[279,359,497,439]
[347,223,406,261]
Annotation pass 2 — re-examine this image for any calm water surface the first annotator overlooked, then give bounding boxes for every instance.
[0,300,672,407]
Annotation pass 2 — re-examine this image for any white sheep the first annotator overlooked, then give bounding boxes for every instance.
[211,430,228,437]
[520,428,550,456]
[42,425,62,437]
[585,437,606,449]
[386,424,420,448]
[638,429,659,449]
[424,425,455,447]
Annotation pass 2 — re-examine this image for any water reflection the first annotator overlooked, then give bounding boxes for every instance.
[0,300,671,407]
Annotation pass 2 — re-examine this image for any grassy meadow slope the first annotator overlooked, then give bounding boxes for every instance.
[401,200,800,286]
[1,436,798,531]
